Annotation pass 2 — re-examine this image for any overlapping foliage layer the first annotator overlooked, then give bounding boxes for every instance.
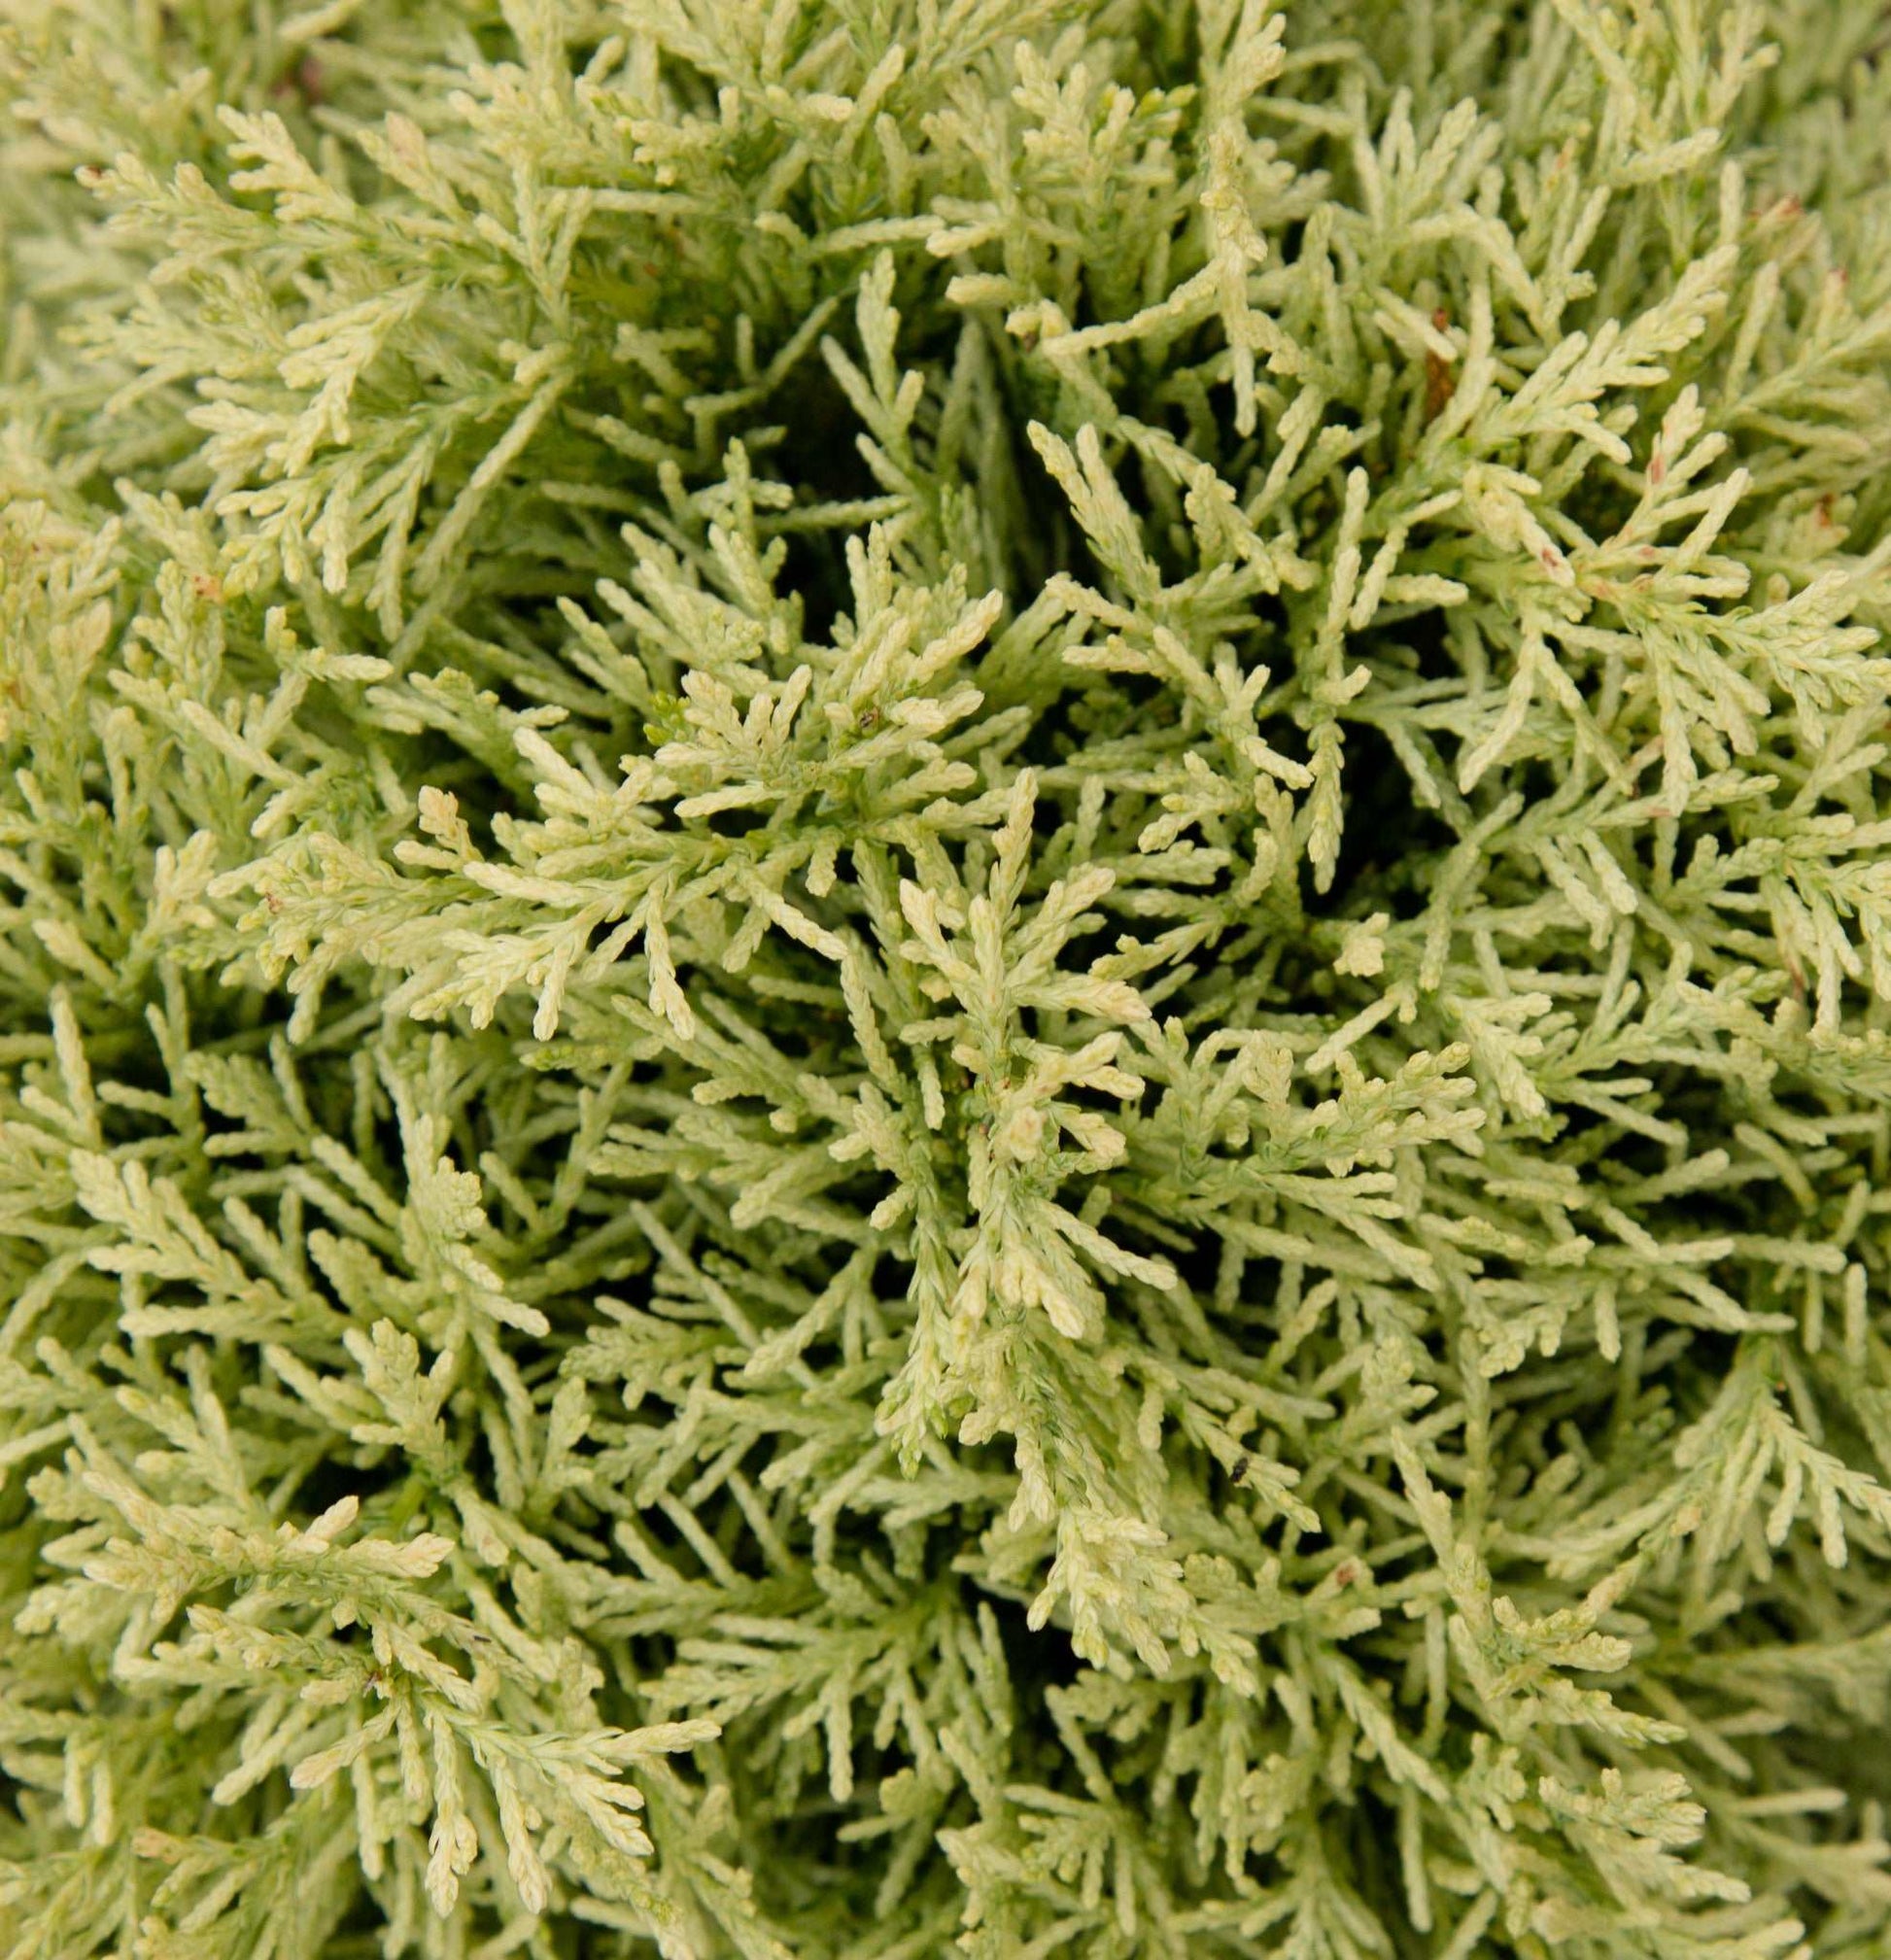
[3,0,1891,1954]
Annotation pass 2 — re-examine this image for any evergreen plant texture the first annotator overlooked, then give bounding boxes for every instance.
[4,0,1891,1955]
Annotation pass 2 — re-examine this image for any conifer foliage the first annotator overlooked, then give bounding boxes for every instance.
[3,0,1891,1953]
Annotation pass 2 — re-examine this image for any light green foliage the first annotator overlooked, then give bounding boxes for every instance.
[2,0,1891,1954]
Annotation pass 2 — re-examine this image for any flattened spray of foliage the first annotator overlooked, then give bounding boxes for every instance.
[2,0,1891,1954]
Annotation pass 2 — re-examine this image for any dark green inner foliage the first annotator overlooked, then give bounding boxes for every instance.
[3,1,1891,1956]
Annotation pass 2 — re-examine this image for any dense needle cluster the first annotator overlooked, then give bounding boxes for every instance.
[3,1,1891,1955]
